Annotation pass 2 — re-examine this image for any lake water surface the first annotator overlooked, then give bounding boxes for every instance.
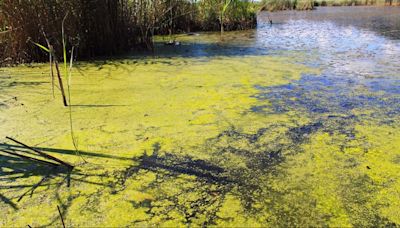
[1,6,399,227]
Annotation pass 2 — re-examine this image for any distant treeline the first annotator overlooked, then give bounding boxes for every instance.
[0,0,256,65]
[261,0,400,11]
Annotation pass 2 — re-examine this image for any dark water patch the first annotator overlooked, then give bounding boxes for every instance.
[254,74,400,118]
[287,121,323,142]
[367,79,400,95]
[253,74,400,159]
[152,41,269,59]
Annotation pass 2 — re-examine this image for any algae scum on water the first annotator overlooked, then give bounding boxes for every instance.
[1,9,400,227]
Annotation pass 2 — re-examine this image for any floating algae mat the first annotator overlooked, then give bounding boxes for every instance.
[2,8,400,227]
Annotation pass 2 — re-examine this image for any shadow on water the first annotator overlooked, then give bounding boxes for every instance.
[0,143,130,161]
[0,142,126,226]
[0,152,71,211]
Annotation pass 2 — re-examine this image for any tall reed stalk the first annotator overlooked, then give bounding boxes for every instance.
[32,13,83,161]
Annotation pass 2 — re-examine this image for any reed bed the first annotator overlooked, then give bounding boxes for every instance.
[0,0,257,66]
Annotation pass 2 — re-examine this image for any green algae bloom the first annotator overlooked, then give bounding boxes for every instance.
[1,26,400,227]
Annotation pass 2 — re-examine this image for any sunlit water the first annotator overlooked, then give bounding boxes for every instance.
[1,6,400,227]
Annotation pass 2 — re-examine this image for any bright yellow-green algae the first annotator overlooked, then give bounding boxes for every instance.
[0,54,314,226]
[0,41,399,227]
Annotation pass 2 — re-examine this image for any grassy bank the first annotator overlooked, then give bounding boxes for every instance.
[260,0,400,11]
[0,0,256,66]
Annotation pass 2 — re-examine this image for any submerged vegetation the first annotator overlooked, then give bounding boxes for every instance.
[0,0,256,65]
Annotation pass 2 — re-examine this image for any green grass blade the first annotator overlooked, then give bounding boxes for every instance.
[31,41,50,53]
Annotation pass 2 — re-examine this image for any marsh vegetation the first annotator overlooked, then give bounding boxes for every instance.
[0,0,256,65]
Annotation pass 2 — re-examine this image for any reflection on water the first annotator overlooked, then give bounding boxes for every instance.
[1,6,400,227]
